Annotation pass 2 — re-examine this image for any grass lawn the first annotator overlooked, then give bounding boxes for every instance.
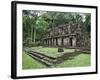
[23,47,91,69]
[22,52,46,69]
[56,54,91,67]
[32,47,75,58]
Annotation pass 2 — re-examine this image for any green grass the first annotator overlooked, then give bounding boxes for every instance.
[56,53,91,67]
[23,47,91,69]
[32,47,75,58]
[22,52,46,69]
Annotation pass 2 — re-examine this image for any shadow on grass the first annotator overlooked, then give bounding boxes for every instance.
[56,51,81,64]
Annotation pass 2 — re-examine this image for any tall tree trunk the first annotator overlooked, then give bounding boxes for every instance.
[31,25,33,43]
[33,28,36,44]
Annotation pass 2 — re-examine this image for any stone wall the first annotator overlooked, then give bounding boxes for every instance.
[41,22,90,49]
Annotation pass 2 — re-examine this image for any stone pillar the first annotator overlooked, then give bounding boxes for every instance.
[44,39,46,45]
[52,38,54,46]
[54,38,56,46]
[63,37,70,47]
[67,38,70,47]
[45,39,47,45]
[58,37,62,46]
[47,40,49,46]
[41,40,43,46]
[48,39,50,46]
[72,37,76,47]
[47,39,49,46]
[43,40,45,45]
[50,39,52,46]
[56,38,58,46]
[43,40,44,45]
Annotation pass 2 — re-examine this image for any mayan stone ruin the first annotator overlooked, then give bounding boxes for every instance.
[41,22,90,50]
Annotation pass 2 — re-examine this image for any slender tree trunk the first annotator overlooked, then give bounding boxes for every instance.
[31,25,36,44]
[33,28,36,44]
[31,25,33,43]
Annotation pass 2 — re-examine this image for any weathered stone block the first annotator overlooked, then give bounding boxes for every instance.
[58,48,64,52]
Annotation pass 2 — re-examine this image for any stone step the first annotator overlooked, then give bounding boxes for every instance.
[30,50,56,59]
[24,48,56,60]
[27,53,54,67]
[30,52,56,64]
[29,52,56,63]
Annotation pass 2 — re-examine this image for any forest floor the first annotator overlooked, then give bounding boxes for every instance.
[22,47,90,69]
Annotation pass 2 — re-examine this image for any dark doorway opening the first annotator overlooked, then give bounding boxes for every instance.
[70,38,73,46]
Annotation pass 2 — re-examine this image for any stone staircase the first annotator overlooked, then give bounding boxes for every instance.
[24,48,57,67]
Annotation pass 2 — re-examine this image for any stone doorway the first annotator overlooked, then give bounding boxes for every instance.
[70,38,73,46]
[69,37,76,47]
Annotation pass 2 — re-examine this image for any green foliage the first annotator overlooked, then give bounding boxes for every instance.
[42,12,69,28]
[23,10,91,46]
[83,14,91,32]
[35,17,48,30]
[34,16,48,40]
[23,37,33,47]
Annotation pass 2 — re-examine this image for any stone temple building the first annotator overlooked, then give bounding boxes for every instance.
[41,22,90,50]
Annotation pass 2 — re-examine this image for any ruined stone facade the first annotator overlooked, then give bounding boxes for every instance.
[41,23,90,49]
